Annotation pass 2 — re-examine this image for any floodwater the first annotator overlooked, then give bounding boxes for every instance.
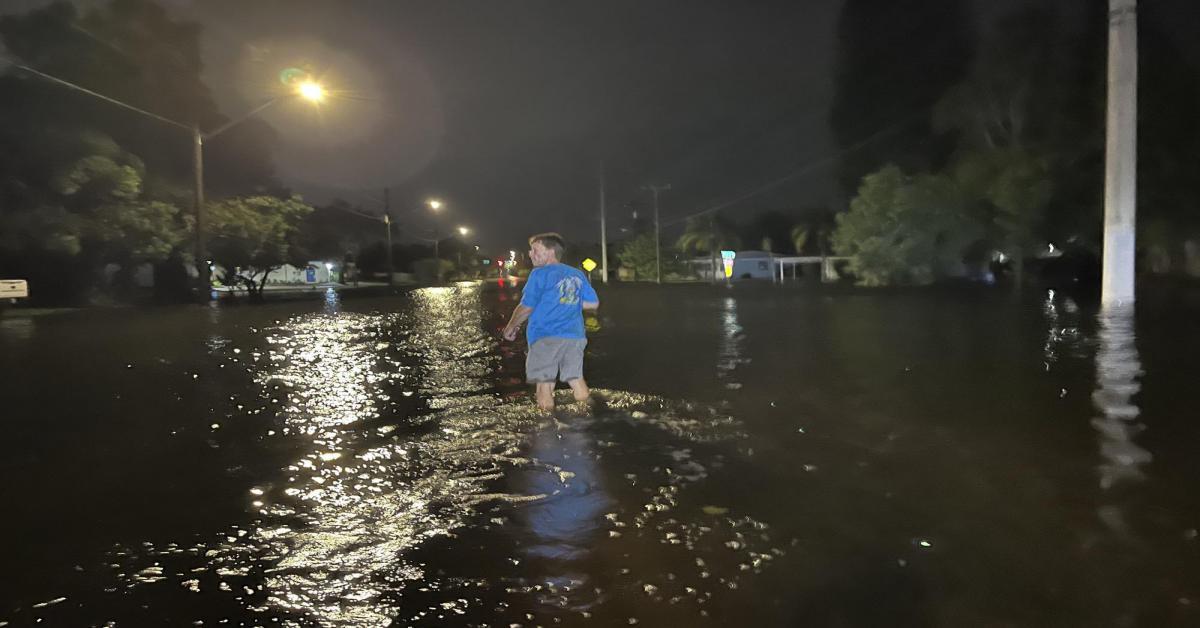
[1,282,1198,627]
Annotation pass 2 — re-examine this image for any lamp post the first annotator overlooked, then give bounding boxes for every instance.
[456,226,471,270]
[192,80,326,292]
[427,199,444,263]
[384,188,394,286]
[4,56,327,296]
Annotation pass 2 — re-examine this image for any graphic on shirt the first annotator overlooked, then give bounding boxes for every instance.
[556,276,582,305]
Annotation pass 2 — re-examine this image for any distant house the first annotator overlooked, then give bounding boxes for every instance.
[730,250,776,280]
[683,250,847,282]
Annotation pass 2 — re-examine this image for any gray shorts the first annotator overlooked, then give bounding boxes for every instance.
[526,337,587,383]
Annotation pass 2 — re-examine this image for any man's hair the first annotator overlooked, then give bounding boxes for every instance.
[528,232,565,259]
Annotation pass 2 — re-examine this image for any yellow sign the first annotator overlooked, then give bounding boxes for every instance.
[581,258,597,272]
[721,250,735,278]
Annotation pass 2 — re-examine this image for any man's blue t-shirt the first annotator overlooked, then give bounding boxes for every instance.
[521,263,598,345]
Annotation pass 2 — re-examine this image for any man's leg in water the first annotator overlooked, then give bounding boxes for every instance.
[567,378,590,402]
[535,382,556,410]
[560,339,589,402]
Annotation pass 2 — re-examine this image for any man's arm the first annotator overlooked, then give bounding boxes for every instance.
[580,274,599,311]
[503,304,534,341]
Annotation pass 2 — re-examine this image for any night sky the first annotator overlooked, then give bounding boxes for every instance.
[185,0,846,253]
[3,0,1199,253]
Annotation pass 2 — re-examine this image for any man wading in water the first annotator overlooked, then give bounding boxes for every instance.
[502,233,599,411]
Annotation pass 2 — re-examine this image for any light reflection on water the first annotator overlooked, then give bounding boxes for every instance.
[0,316,34,342]
[716,296,746,389]
[1042,289,1086,369]
[1091,306,1150,536]
[89,285,779,626]
[8,286,1196,625]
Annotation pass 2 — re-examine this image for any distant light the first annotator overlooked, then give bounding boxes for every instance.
[458,226,470,236]
[325,262,333,271]
[296,80,326,103]
[474,245,480,251]
[509,250,516,259]
[428,199,443,211]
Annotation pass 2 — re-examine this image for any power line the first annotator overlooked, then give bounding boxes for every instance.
[1,55,192,131]
[660,111,923,229]
[322,202,386,222]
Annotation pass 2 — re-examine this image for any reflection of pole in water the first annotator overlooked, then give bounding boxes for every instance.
[716,296,744,388]
[1092,306,1150,523]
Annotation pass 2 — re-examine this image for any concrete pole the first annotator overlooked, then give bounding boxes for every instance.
[709,212,719,284]
[192,126,208,296]
[384,188,394,286]
[599,162,609,284]
[1102,0,1138,306]
[646,183,671,284]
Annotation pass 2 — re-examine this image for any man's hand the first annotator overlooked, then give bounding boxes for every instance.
[503,304,533,342]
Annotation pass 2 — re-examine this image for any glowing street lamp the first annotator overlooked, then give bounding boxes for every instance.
[458,226,470,237]
[296,80,326,103]
[425,199,447,265]
[6,57,329,298]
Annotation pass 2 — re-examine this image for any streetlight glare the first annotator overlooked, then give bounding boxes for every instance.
[428,199,443,211]
[296,80,326,103]
[458,226,470,236]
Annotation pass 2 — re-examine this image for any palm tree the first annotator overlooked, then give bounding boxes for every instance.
[676,214,741,255]
[790,225,809,255]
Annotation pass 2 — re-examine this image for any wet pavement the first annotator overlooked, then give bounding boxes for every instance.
[1,281,1199,627]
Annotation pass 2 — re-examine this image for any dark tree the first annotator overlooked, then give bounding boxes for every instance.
[830,0,974,199]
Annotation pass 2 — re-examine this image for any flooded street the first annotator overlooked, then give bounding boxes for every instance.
[2,283,1199,626]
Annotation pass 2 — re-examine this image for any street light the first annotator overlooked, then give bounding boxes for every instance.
[454,226,472,271]
[192,78,327,292]
[426,199,446,267]
[5,56,329,296]
[297,80,326,103]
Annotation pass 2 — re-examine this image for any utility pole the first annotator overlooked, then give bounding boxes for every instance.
[599,162,609,284]
[1102,0,1138,307]
[7,58,324,300]
[645,183,671,284]
[709,211,719,285]
[433,228,440,266]
[383,187,394,286]
[192,126,207,294]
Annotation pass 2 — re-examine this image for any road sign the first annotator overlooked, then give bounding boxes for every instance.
[720,250,736,278]
[581,258,597,272]
[0,279,28,299]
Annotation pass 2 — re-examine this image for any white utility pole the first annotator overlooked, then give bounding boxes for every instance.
[645,183,671,284]
[1102,0,1138,306]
